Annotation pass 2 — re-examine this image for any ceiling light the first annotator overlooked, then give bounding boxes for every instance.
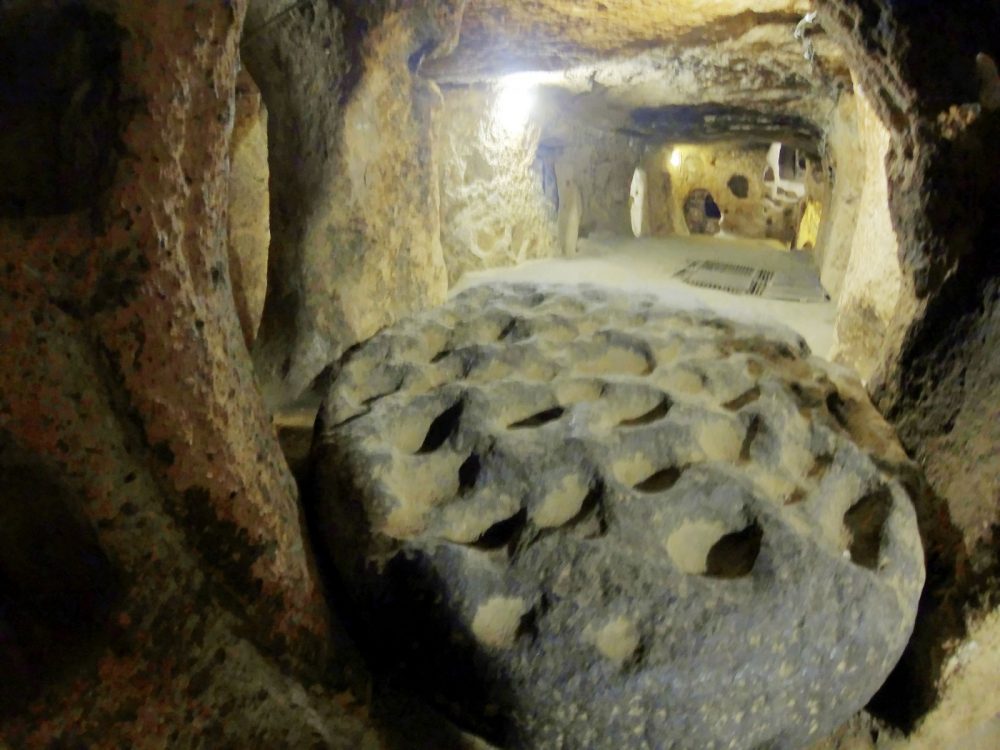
[494,76,536,135]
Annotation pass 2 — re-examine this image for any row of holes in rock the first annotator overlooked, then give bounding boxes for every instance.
[343,328,811,416]
[443,438,887,581]
[409,389,844,513]
[448,463,890,579]
[413,382,768,454]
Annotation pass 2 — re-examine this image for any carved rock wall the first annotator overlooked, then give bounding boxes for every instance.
[818,0,1000,729]
[244,1,465,407]
[550,128,643,240]
[0,2,373,745]
[643,142,824,244]
[437,86,559,285]
[831,91,904,383]
[227,68,270,348]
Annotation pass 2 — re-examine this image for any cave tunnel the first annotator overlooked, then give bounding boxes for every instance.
[1,1,1000,748]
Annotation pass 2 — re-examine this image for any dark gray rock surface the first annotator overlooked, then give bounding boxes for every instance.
[314,283,925,750]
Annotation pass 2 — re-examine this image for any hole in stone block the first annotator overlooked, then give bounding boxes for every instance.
[634,466,683,493]
[471,508,527,552]
[458,453,482,495]
[808,454,833,479]
[362,378,405,406]
[826,390,851,431]
[683,188,722,235]
[417,401,464,454]
[785,487,808,505]
[740,415,763,462]
[704,522,763,579]
[618,397,672,427]
[722,386,761,411]
[727,174,750,199]
[562,481,608,538]
[333,409,370,428]
[790,382,824,410]
[498,317,531,342]
[508,406,565,429]
[843,488,892,570]
[578,333,657,377]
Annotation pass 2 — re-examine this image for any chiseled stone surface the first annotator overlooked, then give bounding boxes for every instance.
[315,283,925,749]
[438,87,558,285]
[227,68,270,348]
[243,0,465,408]
[0,2,360,746]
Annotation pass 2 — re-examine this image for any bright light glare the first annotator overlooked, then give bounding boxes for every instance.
[669,148,683,168]
[494,78,536,135]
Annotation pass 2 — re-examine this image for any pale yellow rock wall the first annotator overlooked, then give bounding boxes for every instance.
[828,87,906,382]
[334,20,450,346]
[646,143,821,245]
[228,70,270,348]
[245,5,455,406]
[554,130,643,239]
[816,94,864,300]
[555,159,583,255]
[437,87,642,283]
[438,87,558,285]
[640,150,677,236]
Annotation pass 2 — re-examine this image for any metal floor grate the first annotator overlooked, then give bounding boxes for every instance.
[675,260,774,297]
[674,259,829,302]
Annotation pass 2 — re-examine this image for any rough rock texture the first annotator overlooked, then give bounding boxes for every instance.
[426,0,850,143]
[0,1,374,746]
[816,0,1000,728]
[314,283,925,749]
[815,93,864,300]
[546,127,644,240]
[243,0,466,407]
[887,607,1000,750]
[438,86,558,284]
[426,3,853,261]
[436,82,645,282]
[1,0,999,745]
[227,68,270,347]
[430,0,816,68]
[814,85,906,384]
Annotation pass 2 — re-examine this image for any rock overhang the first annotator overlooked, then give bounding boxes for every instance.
[426,0,852,145]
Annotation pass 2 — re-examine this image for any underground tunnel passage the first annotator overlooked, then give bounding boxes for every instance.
[1,1,1000,749]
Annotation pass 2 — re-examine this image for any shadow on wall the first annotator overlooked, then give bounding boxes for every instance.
[0,438,121,715]
[0,8,128,711]
[0,3,122,217]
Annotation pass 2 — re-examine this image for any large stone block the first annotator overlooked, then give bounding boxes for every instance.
[314,283,925,749]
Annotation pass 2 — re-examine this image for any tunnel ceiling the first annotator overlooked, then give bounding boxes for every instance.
[426,0,853,144]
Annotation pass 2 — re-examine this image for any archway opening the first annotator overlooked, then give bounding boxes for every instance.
[683,188,722,235]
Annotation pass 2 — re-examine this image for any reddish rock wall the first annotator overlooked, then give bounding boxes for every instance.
[0,2,362,745]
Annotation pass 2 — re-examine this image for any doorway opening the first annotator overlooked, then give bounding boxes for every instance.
[629,167,648,238]
[684,188,722,235]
